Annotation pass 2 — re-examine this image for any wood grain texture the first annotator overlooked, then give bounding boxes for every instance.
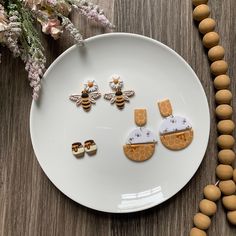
[0,0,235,235]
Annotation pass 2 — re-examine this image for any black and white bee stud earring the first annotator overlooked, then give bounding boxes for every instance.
[104,75,135,110]
[69,80,101,112]
[72,142,85,158]
[84,140,97,155]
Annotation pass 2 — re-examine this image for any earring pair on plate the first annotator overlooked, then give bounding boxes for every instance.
[123,100,194,162]
[72,140,97,158]
[69,75,135,111]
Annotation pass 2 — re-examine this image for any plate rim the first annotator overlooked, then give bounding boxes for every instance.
[30,32,210,213]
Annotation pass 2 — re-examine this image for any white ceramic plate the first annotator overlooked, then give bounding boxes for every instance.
[30,33,210,213]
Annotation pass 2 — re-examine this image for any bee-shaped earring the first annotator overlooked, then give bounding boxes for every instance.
[69,80,101,111]
[104,75,135,110]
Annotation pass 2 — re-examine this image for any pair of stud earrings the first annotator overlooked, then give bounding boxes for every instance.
[72,140,97,157]
[69,75,135,111]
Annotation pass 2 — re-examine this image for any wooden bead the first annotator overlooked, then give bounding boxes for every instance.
[199,199,217,216]
[219,180,236,195]
[208,45,225,61]
[215,104,233,119]
[217,120,235,134]
[216,164,233,180]
[193,4,210,21]
[222,196,236,210]
[215,90,232,104]
[217,135,235,149]
[202,32,219,48]
[233,169,236,183]
[215,89,232,103]
[199,18,216,34]
[210,60,228,75]
[193,213,211,230]
[218,149,235,165]
[192,0,208,6]
[227,211,236,225]
[190,227,206,236]
[203,185,221,201]
[214,75,230,89]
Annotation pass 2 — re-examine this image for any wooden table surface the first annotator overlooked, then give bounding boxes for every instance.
[0,0,236,235]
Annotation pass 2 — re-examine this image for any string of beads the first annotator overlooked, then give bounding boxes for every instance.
[190,0,236,235]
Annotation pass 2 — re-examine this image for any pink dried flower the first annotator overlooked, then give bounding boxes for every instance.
[41,18,63,39]
[35,9,63,40]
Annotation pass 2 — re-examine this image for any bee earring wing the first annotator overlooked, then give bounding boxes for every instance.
[104,93,116,104]
[69,95,82,106]
[89,92,101,104]
[123,90,135,101]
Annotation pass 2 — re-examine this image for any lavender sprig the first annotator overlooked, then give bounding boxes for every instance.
[18,4,46,99]
[4,4,21,56]
[60,14,84,45]
[0,3,9,63]
[0,3,9,37]
[68,0,114,29]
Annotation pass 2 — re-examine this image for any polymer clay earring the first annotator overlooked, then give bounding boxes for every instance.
[72,142,85,157]
[104,75,135,110]
[123,109,157,162]
[158,99,194,150]
[69,80,101,111]
[72,140,97,158]
[84,140,97,155]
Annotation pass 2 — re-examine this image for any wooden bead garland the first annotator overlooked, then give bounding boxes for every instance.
[192,0,236,233]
